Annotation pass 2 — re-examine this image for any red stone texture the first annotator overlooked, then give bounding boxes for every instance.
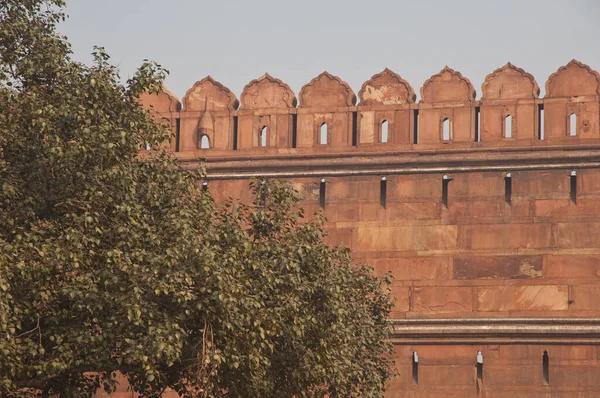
[130,60,600,396]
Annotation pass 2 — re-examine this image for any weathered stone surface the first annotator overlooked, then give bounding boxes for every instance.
[412,287,473,312]
[477,286,568,311]
[453,256,543,280]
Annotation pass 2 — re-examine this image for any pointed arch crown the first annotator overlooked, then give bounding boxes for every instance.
[182,76,239,111]
[139,86,181,113]
[545,60,600,98]
[240,73,297,109]
[358,68,416,105]
[420,66,476,103]
[299,72,356,108]
[481,63,540,100]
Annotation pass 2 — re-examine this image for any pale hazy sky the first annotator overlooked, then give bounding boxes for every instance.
[60,0,600,101]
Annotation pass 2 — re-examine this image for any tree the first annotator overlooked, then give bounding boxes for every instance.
[0,1,394,397]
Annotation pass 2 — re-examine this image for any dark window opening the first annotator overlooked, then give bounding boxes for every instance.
[412,351,419,385]
[291,114,297,148]
[538,104,545,140]
[442,175,452,208]
[175,118,181,152]
[413,109,419,144]
[570,171,577,205]
[477,351,483,393]
[475,107,480,142]
[202,182,208,192]
[543,351,549,386]
[232,116,238,150]
[380,177,387,208]
[505,173,512,206]
[352,112,358,147]
[319,178,326,209]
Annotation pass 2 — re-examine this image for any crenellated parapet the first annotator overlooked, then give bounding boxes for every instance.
[141,60,600,161]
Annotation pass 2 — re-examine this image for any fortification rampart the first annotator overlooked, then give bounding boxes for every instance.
[135,60,600,397]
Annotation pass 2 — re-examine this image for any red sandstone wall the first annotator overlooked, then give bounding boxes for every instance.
[137,60,600,396]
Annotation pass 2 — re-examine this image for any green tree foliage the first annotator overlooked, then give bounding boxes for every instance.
[0,1,394,396]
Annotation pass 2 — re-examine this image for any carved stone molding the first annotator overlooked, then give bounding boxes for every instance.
[240,73,297,109]
[420,66,476,103]
[546,59,600,98]
[182,76,239,111]
[390,318,600,344]
[299,72,356,108]
[481,62,540,100]
[358,68,416,106]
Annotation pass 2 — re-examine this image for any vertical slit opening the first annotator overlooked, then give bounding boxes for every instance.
[442,118,450,141]
[291,114,297,148]
[232,116,238,150]
[320,123,328,145]
[543,351,549,386]
[380,177,387,208]
[570,171,577,205]
[505,173,512,206]
[505,115,512,138]
[412,351,419,385]
[413,109,419,144]
[260,126,268,147]
[352,112,358,147]
[475,107,480,142]
[476,351,483,393]
[538,104,545,140]
[202,182,208,192]
[319,178,326,209]
[442,175,451,208]
[381,120,389,143]
[175,118,181,152]
[569,113,577,136]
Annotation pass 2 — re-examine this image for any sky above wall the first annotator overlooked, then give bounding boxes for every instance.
[60,0,600,102]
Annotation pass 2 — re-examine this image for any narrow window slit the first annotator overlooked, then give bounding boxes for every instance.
[232,116,238,150]
[202,182,208,192]
[291,114,297,148]
[505,173,512,206]
[412,351,419,385]
[319,178,326,209]
[538,104,545,140]
[442,118,450,141]
[442,175,451,208]
[475,107,480,142]
[260,126,268,147]
[543,351,549,386]
[352,112,358,147]
[381,120,389,143]
[476,351,483,393]
[505,115,512,138]
[570,171,577,205]
[569,113,577,136]
[320,123,328,145]
[413,109,419,144]
[175,118,181,152]
[380,177,387,208]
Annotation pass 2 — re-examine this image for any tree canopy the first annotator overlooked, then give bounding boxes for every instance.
[0,1,394,396]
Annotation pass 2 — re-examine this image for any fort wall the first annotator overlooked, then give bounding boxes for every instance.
[135,60,600,397]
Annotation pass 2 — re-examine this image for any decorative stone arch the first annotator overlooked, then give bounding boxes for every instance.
[299,72,356,108]
[545,59,600,98]
[240,73,297,109]
[481,63,540,100]
[420,66,476,103]
[182,76,239,111]
[358,68,416,105]
[138,85,181,113]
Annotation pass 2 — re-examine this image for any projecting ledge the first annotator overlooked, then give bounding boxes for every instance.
[390,318,600,345]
